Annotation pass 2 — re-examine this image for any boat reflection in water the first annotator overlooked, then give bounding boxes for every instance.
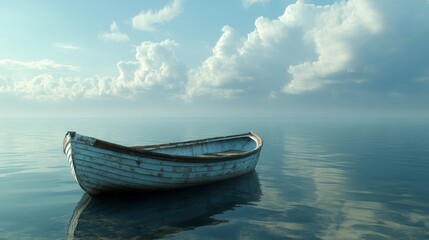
[67,171,261,239]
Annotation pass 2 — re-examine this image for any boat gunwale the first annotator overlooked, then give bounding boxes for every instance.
[64,131,263,163]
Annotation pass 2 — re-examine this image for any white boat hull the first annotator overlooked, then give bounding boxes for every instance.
[62,132,263,196]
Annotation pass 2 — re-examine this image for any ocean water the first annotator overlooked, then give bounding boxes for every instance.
[0,118,428,239]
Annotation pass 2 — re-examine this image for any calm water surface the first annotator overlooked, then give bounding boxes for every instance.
[0,118,428,239]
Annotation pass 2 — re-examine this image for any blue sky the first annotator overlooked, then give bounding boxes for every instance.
[1,0,428,118]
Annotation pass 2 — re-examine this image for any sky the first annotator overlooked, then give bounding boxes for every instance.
[1,0,429,118]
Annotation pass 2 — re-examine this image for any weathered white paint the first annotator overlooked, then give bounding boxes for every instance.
[62,132,263,196]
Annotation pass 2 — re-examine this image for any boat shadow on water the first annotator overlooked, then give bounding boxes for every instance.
[66,171,262,239]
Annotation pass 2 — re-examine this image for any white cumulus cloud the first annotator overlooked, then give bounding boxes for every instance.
[2,0,429,105]
[0,40,186,101]
[0,59,80,71]
[185,26,248,99]
[185,0,429,99]
[132,0,183,32]
[284,0,382,94]
[114,40,187,94]
[184,4,313,99]
[6,74,115,101]
[54,43,81,50]
[242,0,270,8]
[98,21,129,42]
[0,75,11,92]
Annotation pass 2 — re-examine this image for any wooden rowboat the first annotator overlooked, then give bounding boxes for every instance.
[62,131,263,196]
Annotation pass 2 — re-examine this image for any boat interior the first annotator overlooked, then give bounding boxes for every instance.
[136,134,259,157]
